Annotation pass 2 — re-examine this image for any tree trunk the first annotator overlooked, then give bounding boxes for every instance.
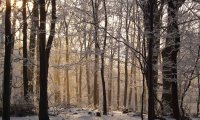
[128,58,134,110]
[124,46,128,108]
[78,45,83,106]
[10,0,16,95]
[117,1,123,109]
[76,67,79,104]
[117,42,121,110]
[197,70,200,115]
[108,52,113,109]
[197,22,200,116]
[123,0,133,109]
[85,26,92,106]
[54,46,61,104]
[91,0,100,109]
[28,0,39,97]
[38,0,49,119]
[152,2,162,114]
[39,0,56,119]
[162,1,182,119]
[22,0,28,101]
[147,0,155,119]
[64,21,70,105]
[3,0,12,119]
[100,0,108,115]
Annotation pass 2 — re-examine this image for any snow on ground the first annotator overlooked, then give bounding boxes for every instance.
[0,107,199,120]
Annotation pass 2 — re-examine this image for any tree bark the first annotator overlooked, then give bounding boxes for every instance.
[54,45,61,104]
[117,1,123,109]
[3,0,12,119]
[108,51,113,109]
[91,0,100,109]
[38,0,49,119]
[28,0,39,97]
[64,21,70,105]
[79,45,83,106]
[39,0,56,119]
[85,27,91,105]
[100,0,108,115]
[162,1,183,119]
[147,0,155,119]
[22,0,28,101]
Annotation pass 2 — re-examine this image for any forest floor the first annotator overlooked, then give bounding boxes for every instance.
[0,107,199,120]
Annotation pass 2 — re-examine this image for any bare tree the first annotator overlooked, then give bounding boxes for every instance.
[91,0,100,109]
[39,0,56,119]
[28,0,39,97]
[3,0,12,119]
[22,0,28,101]
[100,0,108,115]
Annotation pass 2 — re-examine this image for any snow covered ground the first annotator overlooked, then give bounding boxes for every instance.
[0,107,199,120]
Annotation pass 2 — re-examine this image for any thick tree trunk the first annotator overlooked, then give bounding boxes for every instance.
[28,0,39,96]
[22,0,28,101]
[152,2,162,114]
[39,0,56,119]
[10,0,16,94]
[38,0,49,119]
[3,0,12,119]
[147,0,155,119]
[162,1,182,119]
[91,0,100,109]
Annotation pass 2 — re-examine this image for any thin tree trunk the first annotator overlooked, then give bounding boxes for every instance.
[79,45,83,106]
[64,21,70,105]
[117,42,121,110]
[128,2,136,109]
[197,22,200,116]
[108,52,113,109]
[123,0,133,109]
[100,0,108,115]
[76,67,79,104]
[123,2,128,109]
[85,27,92,105]
[54,45,61,104]
[197,70,200,115]
[3,0,12,119]
[117,1,123,109]
[124,47,128,109]
[128,59,133,109]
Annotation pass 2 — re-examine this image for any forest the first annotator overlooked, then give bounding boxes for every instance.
[0,0,200,120]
